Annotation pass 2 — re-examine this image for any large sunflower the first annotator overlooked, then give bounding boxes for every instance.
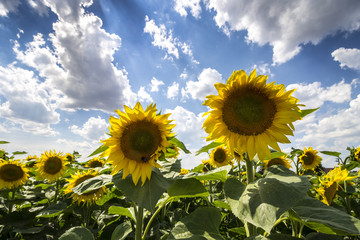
[209,146,233,168]
[263,155,292,170]
[36,150,68,182]
[101,102,175,186]
[0,160,28,189]
[86,157,106,168]
[202,69,301,161]
[299,147,321,170]
[64,169,106,206]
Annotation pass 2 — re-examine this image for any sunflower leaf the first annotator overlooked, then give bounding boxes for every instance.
[72,174,112,195]
[195,142,223,156]
[169,137,191,154]
[88,145,108,157]
[0,141,9,144]
[59,226,95,240]
[298,107,319,118]
[319,151,341,158]
[167,178,209,199]
[12,151,27,155]
[111,221,132,240]
[36,202,67,218]
[108,206,135,221]
[183,165,232,182]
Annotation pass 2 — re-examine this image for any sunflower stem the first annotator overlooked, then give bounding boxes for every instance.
[244,154,256,236]
[142,198,169,240]
[53,180,60,203]
[8,187,17,213]
[135,205,144,240]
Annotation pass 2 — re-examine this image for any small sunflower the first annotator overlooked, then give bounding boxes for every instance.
[201,159,212,172]
[86,157,106,168]
[166,144,180,159]
[0,160,28,189]
[25,155,38,168]
[264,155,291,170]
[36,150,68,182]
[316,165,356,205]
[202,69,301,161]
[64,169,106,206]
[65,153,74,163]
[299,147,321,170]
[354,147,360,162]
[179,168,189,175]
[209,146,233,168]
[101,102,175,186]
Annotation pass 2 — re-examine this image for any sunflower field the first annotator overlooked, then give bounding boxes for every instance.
[1,69,360,240]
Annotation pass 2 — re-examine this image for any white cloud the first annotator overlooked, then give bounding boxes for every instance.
[205,0,360,64]
[27,0,49,17]
[167,82,180,99]
[174,0,202,19]
[0,0,20,17]
[332,47,360,70]
[149,77,165,92]
[182,68,223,100]
[251,63,273,77]
[137,86,153,103]
[287,80,352,109]
[70,116,108,141]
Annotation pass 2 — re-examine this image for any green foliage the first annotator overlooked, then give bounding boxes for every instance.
[59,226,95,240]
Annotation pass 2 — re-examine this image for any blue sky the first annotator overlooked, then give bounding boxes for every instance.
[1,0,360,168]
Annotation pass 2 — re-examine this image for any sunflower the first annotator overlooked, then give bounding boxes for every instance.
[36,150,68,182]
[86,157,106,168]
[354,147,360,162]
[64,169,106,206]
[0,160,28,189]
[316,165,356,205]
[166,144,180,159]
[25,155,38,168]
[201,159,212,172]
[179,168,189,175]
[101,102,175,186]
[202,69,301,161]
[263,155,291,170]
[209,146,233,168]
[299,147,321,170]
[65,153,74,163]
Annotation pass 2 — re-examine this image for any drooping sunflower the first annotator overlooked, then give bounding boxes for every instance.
[0,160,29,189]
[36,150,68,182]
[86,157,106,168]
[65,153,74,163]
[354,147,360,162]
[201,159,212,172]
[101,102,175,186]
[209,146,233,168]
[299,147,322,170]
[64,169,106,206]
[202,69,301,161]
[263,155,292,170]
[316,165,357,205]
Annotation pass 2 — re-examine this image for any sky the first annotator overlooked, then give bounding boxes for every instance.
[1,0,360,169]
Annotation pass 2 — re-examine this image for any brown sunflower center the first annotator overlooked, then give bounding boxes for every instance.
[0,164,24,182]
[222,88,276,136]
[267,158,285,167]
[214,149,226,163]
[301,152,315,165]
[121,120,162,163]
[324,182,338,205]
[44,157,63,174]
[74,174,99,196]
[89,160,103,168]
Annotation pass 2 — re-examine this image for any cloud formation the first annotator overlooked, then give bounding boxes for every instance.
[167,82,180,99]
[70,116,108,141]
[149,77,165,92]
[174,0,202,19]
[332,47,360,70]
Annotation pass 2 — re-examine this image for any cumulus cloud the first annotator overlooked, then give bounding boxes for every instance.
[144,15,197,62]
[70,116,108,141]
[27,0,49,16]
[182,68,223,100]
[149,77,165,92]
[287,80,352,109]
[332,47,360,70]
[0,0,20,17]
[137,86,153,103]
[174,0,202,19]
[167,82,180,99]
[205,0,360,64]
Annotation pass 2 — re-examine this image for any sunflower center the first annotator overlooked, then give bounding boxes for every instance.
[214,149,226,163]
[89,161,103,168]
[268,158,284,167]
[121,120,162,163]
[324,182,338,205]
[222,88,276,136]
[44,157,63,174]
[301,152,315,165]
[0,164,24,182]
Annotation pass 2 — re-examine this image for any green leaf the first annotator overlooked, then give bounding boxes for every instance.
[167,178,209,199]
[12,151,27,155]
[212,200,231,211]
[36,202,67,218]
[305,232,343,240]
[195,142,223,156]
[88,145,108,157]
[343,161,360,171]
[184,165,232,182]
[111,221,132,240]
[225,165,310,233]
[108,206,134,221]
[169,137,191,154]
[112,168,175,212]
[72,174,112,195]
[59,226,95,240]
[270,151,286,159]
[319,151,341,158]
[168,207,225,240]
[298,107,319,118]
[245,234,300,240]
[290,197,360,236]
[0,141,9,144]
[228,227,246,235]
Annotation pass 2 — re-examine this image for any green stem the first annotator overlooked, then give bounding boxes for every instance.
[238,163,242,181]
[135,205,144,240]
[209,180,213,203]
[244,154,256,236]
[53,180,60,203]
[8,187,17,213]
[142,199,169,240]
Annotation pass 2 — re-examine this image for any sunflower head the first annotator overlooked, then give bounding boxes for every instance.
[316,181,338,206]
[202,69,301,161]
[209,146,233,168]
[354,147,360,162]
[64,169,106,206]
[65,153,74,163]
[264,155,292,170]
[101,102,175,186]
[179,168,189,175]
[86,157,106,168]
[36,150,68,182]
[0,160,29,189]
[298,147,321,170]
[201,159,212,172]
[25,155,38,168]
